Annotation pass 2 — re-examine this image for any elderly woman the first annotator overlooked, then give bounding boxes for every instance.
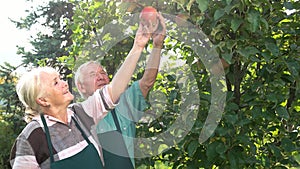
[9,23,151,169]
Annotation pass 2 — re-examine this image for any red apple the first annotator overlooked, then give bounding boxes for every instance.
[139,6,159,33]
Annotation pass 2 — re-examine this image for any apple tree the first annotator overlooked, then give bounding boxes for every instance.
[2,0,299,168]
[67,0,300,168]
[114,0,300,168]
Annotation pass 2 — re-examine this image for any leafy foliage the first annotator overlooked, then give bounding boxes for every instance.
[0,0,299,168]
[0,63,25,168]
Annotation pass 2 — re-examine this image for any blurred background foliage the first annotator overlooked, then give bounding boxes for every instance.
[0,0,299,168]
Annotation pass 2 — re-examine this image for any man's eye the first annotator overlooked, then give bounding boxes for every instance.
[90,73,96,77]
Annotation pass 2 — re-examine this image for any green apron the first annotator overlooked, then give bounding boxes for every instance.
[99,109,134,169]
[41,114,104,169]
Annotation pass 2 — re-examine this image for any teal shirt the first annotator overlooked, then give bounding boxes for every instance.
[96,81,148,166]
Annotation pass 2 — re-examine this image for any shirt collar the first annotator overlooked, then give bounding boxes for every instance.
[32,109,75,125]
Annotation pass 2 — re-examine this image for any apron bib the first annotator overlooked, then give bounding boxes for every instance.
[99,109,134,169]
[41,114,104,169]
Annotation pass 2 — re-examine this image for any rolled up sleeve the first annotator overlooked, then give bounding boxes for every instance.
[81,85,117,123]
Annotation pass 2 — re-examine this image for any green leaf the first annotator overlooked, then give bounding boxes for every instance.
[221,53,232,64]
[187,140,199,157]
[226,102,239,111]
[268,143,282,158]
[214,9,225,21]
[261,51,272,61]
[246,9,260,32]
[281,138,295,152]
[231,18,243,32]
[216,142,227,155]
[275,106,290,120]
[224,114,238,125]
[237,46,260,59]
[169,89,178,102]
[265,42,279,56]
[293,152,300,165]
[196,0,209,12]
[224,4,232,14]
[286,61,300,77]
[284,2,294,10]
[226,0,232,5]
[206,141,218,160]
[260,18,269,30]
[236,134,250,145]
[228,149,238,169]
[167,74,176,81]
[251,106,262,119]
[266,93,278,104]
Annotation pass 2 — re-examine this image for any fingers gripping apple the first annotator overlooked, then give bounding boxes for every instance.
[139,6,159,33]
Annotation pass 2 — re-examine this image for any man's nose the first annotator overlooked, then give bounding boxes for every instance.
[95,73,104,80]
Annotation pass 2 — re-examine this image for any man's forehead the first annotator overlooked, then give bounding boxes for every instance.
[83,63,103,73]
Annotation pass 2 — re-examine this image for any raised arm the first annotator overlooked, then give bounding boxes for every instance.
[109,24,151,103]
[139,13,166,97]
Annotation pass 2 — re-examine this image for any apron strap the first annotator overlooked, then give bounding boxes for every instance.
[72,116,91,144]
[40,114,92,163]
[111,109,134,168]
[111,109,121,133]
[40,114,55,163]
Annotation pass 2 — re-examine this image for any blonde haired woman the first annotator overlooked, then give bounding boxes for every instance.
[9,23,151,169]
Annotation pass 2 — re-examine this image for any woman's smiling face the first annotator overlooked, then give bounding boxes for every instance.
[40,71,74,107]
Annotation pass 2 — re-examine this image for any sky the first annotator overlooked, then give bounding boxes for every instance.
[0,0,32,68]
[0,0,50,73]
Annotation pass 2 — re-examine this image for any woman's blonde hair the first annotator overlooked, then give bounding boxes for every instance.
[16,67,57,123]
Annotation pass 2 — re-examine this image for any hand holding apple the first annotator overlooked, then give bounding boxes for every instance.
[133,22,151,50]
[152,13,166,48]
[139,6,159,34]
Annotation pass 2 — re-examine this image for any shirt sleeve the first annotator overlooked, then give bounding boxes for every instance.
[96,81,148,134]
[10,135,39,169]
[116,81,149,122]
[81,85,117,123]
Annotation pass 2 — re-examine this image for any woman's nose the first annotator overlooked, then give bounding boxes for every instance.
[62,80,68,87]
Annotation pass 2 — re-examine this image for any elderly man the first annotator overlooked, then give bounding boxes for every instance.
[74,14,166,169]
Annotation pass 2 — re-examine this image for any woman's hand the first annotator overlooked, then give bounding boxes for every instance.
[133,23,151,50]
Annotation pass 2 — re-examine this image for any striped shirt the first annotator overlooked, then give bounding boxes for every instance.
[10,86,116,169]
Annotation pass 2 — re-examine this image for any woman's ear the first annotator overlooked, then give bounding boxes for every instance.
[36,97,50,107]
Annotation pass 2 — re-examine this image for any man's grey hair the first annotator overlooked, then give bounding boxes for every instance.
[74,61,101,98]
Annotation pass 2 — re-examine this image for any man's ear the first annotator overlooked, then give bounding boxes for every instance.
[36,97,49,107]
[77,83,86,93]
